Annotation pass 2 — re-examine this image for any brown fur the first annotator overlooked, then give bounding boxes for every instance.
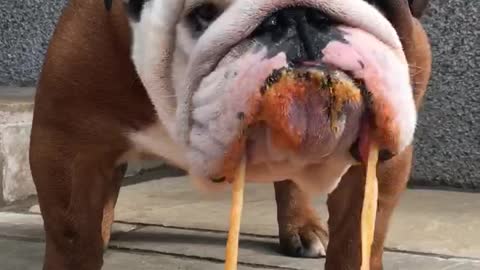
[30,1,152,269]
[30,0,431,269]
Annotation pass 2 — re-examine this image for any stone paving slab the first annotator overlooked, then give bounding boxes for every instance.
[103,249,258,270]
[101,177,480,258]
[111,225,480,270]
[0,238,44,270]
[112,178,296,237]
[0,212,137,240]
[0,238,258,270]
[1,213,479,270]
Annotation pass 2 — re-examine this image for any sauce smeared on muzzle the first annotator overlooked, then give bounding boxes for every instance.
[215,66,363,182]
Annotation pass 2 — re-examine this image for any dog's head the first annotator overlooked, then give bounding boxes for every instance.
[119,0,431,192]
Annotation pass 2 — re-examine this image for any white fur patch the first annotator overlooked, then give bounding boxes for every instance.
[129,121,188,170]
[129,0,185,140]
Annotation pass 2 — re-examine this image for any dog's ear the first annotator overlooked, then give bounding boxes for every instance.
[104,0,113,11]
[409,0,430,18]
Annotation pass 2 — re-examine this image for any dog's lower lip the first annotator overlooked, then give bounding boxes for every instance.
[268,61,366,92]
[289,61,369,107]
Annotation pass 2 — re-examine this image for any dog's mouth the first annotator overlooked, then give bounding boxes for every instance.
[240,64,365,182]
[184,6,414,186]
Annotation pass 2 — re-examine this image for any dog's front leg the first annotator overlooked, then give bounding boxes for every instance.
[325,147,413,270]
[62,155,116,270]
[274,180,329,258]
[31,146,124,270]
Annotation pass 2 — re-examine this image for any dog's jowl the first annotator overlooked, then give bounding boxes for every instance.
[30,0,432,269]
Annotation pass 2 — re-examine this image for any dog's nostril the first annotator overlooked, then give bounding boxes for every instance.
[259,15,280,33]
[254,7,333,34]
[252,7,337,63]
[305,9,332,30]
[254,13,285,40]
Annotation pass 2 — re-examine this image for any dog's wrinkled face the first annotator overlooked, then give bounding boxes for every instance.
[125,0,429,193]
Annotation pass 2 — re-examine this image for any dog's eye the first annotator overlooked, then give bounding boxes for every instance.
[187,3,221,33]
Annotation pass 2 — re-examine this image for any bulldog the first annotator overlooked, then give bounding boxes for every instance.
[30,0,432,269]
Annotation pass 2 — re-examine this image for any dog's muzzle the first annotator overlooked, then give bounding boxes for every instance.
[181,4,414,188]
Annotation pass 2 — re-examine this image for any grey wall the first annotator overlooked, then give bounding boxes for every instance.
[0,0,67,86]
[1,0,479,189]
[412,1,479,190]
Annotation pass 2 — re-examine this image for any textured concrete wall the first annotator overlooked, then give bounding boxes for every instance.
[412,1,479,189]
[0,0,67,86]
[0,0,479,189]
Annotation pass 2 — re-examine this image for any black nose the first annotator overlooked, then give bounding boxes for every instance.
[252,7,339,63]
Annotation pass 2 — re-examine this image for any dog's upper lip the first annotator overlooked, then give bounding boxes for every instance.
[189,0,402,76]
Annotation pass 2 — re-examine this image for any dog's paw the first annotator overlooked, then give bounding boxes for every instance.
[278,213,329,258]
